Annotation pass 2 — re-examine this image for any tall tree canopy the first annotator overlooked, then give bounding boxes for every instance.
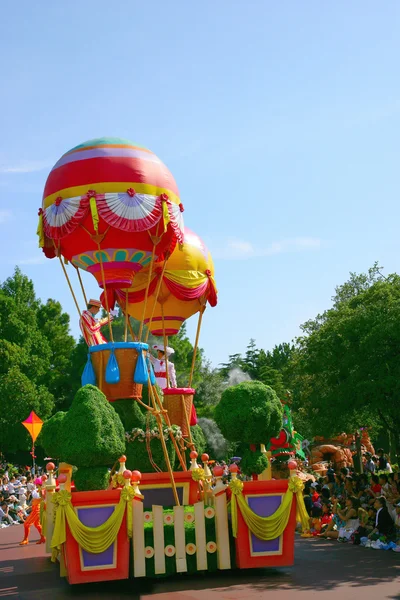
[292,265,400,452]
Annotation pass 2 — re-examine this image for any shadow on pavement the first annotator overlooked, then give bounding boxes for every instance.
[0,536,399,599]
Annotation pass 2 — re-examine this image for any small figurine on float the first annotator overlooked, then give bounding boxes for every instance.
[19,489,45,545]
[149,344,177,388]
[79,299,113,346]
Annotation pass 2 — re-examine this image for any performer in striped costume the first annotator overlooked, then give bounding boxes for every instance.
[79,299,113,346]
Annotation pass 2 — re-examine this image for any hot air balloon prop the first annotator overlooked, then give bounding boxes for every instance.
[117,227,217,343]
[22,411,43,471]
[37,137,184,295]
[37,137,185,402]
[117,227,218,438]
[37,137,189,502]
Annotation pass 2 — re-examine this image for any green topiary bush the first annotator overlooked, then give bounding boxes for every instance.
[39,411,67,459]
[113,399,145,431]
[190,424,207,458]
[61,385,125,468]
[74,466,111,492]
[214,381,283,476]
[40,385,126,491]
[238,445,269,475]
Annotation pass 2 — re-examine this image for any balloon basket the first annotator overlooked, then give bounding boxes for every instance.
[162,388,195,437]
[90,342,148,402]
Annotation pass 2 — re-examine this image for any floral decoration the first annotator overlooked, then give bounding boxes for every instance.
[164,544,176,557]
[206,541,217,553]
[163,513,174,525]
[185,543,196,555]
[204,507,215,519]
[125,425,182,444]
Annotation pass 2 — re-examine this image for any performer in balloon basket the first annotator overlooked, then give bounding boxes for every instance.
[150,344,197,425]
[79,299,113,346]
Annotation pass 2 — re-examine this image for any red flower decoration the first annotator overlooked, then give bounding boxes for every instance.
[87,189,96,199]
[55,196,63,206]
[179,203,184,212]
[38,208,43,216]
[127,188,136,197]
[205,269,211,277]
[160,193,169,202]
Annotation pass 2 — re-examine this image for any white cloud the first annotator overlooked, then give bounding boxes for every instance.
[0,160,53,174]
[0,210,12,224]
[229,240,254,254]
[212,237,322,260]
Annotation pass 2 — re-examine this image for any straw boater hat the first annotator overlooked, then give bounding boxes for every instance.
[153,344,174,356]
[88,299,102,308]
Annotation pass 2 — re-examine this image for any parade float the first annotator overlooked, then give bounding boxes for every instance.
[35,137,309,585]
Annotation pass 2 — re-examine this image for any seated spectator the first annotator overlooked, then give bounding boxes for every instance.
[333,475,344,501]
[303,487,313,516]
[379,474,391,498]
[0,501,18,526]
[377,449,387,471]
[320,498,345,539]
[369,496,396,540]
[367,474,382,504]
[353,507,375,545]
[310,483,323,516]
[337,496,360,542]
[364,453,376,473]
[320,502,333,534]
[395,502,400,530]
[356,474,370,507]
[344,476,355,498]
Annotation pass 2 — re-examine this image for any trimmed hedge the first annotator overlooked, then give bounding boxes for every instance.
[74,466,110,492]
[214,381,283,445]
[39,411,67,459]
[61,385,125,468]
[40,385,126,491]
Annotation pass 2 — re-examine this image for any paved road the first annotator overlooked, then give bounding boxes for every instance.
[0,525,399,599]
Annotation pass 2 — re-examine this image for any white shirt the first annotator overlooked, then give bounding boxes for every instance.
[6,483,14,493]
[375,507,382,527]
[149,355,177,389]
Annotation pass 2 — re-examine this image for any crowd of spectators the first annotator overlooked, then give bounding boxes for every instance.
[0,464,44,528]
[302,451,400,552]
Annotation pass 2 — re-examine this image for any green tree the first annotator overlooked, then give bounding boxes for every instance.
[293,267,400,453]
[0,367,54,454]
[0,268,81,455]
[219,354,244,379]
[194,361,225,418]
[36,299,77,408]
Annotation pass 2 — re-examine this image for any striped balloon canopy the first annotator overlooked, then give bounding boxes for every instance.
[117,227,217,336]
[37,137,184,290]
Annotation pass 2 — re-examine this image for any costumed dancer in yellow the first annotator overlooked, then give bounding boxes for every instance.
[79,299,113,346]
[19,490,45,545]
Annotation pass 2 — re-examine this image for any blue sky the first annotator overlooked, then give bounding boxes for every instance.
[1,2,400,366]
